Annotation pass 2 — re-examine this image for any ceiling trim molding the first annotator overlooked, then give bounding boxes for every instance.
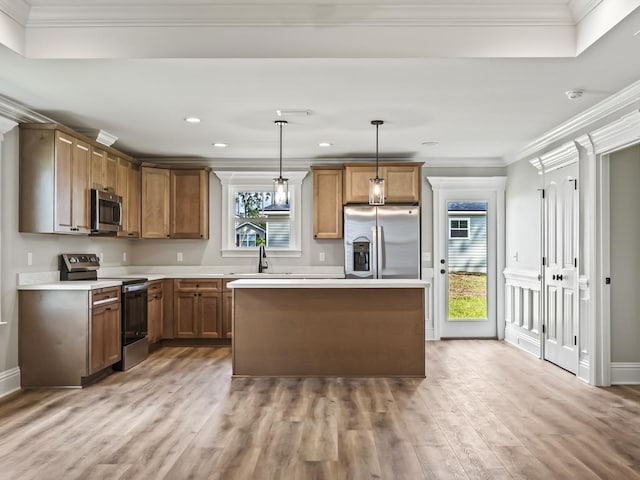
[0,94,54,124]
[0,0,30,26]
[529,140,579,173]
[508,79,640,165]
[426,176,507,191]
[568,0,603,23]
[423,157,506,168]
[25,4,574,28]
[589,109,640,155]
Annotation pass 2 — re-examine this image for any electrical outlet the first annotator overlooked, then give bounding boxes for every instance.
[99,252,104,263]
[319,252,325,262]
[27,252,33,266]
[122,252,127,263]
[177,252,183,262]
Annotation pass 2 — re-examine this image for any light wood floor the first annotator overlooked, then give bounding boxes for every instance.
[0,341,639,480]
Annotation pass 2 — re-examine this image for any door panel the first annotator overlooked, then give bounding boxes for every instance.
[377,206,420,279]
[438,192,497,338]
[543,165,578,373]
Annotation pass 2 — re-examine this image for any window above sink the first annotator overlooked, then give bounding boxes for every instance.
[214,171,307,258]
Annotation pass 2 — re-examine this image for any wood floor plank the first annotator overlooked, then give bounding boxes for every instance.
[0,342,638,479]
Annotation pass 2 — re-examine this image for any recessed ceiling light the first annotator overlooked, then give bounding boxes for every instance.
[421,141,439,147]
[565,90,584,100]
[318,142,332,147]
[184,117,201,123]
[213,143,228,148]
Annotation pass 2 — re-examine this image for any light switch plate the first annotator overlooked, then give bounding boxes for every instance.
[177,252,183,262]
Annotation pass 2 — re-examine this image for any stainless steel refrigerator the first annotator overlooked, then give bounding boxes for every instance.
[344,205,421,279]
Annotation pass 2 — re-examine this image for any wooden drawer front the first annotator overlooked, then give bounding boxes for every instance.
[148,280,163,297]
[174,279,221,292]
[92,287,121,306]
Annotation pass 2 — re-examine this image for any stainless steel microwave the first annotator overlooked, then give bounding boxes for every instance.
[91,189,122,233]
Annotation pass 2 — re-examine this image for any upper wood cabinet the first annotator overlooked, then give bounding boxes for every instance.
[343,163,422,204]
[19,123,137,235]
[170,169,209,239]
[20,126,92,234]
[141,166,209,239]
[141,166,171,238]
[312,166,343,239]
[91,147,117,192]
[116,158,141,238]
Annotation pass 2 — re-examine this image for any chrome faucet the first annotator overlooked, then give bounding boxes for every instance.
[258,245,268,273]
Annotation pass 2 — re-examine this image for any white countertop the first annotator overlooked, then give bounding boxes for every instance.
[17,267,346,290]
[228,278,429,289]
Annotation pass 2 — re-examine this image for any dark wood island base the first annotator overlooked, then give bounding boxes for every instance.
[231,280,426,377]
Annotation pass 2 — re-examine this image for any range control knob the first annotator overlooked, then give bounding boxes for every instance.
[69,257,77,263]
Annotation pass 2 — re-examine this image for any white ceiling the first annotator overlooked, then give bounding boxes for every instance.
[0,1,639,166]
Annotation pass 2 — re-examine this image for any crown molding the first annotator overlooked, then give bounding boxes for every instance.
[426,176,507,191]
[423,157,506,168]
[529,140,579,173]
[25,3,573,28]
[589,109,640,154]
[0,0,30,26]
[508,79,640,165]
[568,0,603,23]
[0,94,53,124]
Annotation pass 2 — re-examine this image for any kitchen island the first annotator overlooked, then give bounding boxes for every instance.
[229,279,427,377]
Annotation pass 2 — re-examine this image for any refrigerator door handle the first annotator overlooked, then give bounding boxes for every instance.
[377,225,384,278]
[371,225,378,279]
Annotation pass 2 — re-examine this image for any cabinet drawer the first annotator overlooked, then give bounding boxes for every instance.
[174,279,221,292]
[223,279,236,292]
[92,287,121,306]
[148,280,163,296]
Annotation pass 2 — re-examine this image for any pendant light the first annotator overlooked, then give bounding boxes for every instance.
[273,120,288,206]
[369,120,385,205]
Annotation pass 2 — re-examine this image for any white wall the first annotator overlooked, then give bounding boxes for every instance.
[609,145,640,363]
[505,159,540,270]
[0,127,133,392]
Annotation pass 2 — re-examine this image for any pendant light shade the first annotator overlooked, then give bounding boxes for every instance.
[273,120,288,206]
[369,120,385,205]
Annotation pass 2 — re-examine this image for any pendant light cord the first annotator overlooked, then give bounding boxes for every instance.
[375,122,379,178]
[279,121,283,179]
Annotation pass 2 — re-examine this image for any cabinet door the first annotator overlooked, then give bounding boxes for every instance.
[223,292,233,339]
[344,165,376,204]
[54,131,73,231]
[127,164,141,238]
[103,304,122,366]
[199,292,221,338]
[116,158,129,236]
[90,305,106,374]
[147,283,163,343]
[104,154,118,192]
[72,139,91,232]
[174,291,198,338]
[91,147,106,190]
[170,169,209,239]
[381,165,420,204]
[313,167,343,239]
[141,167,170,238]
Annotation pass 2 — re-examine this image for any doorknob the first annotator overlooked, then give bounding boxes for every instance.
[557,274,563,281]
[440,259,446,264]
[552,274,556,280]
[440,269,446,274]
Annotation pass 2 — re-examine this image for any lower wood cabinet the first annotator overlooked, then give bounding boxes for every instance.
[90,287,122,375]
[174,279,222,339]
[147,280,164,344]
[222,279,234,339]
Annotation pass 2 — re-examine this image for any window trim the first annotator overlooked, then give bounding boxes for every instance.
[214,171,307,257]
[449,217,470,240]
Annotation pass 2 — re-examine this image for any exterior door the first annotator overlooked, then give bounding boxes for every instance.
[437,191,497,338]
[543,165,578,373]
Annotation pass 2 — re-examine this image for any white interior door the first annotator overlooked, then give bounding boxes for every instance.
[542,165,578,373]
[437,190,497,338]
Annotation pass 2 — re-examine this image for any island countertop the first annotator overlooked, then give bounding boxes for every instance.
[227,278,429,289]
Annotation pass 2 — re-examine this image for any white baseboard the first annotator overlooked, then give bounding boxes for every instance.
[504,324,540,357]
[611,362,640,385]
[0,367,20,398]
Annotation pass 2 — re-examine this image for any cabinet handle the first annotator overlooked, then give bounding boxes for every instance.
[166,235,170,238]
[128,233,134,236]
[105,307,112,311]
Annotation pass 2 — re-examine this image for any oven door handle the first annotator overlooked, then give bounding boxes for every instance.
[123,282,149,293]
[93,297,119,306]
